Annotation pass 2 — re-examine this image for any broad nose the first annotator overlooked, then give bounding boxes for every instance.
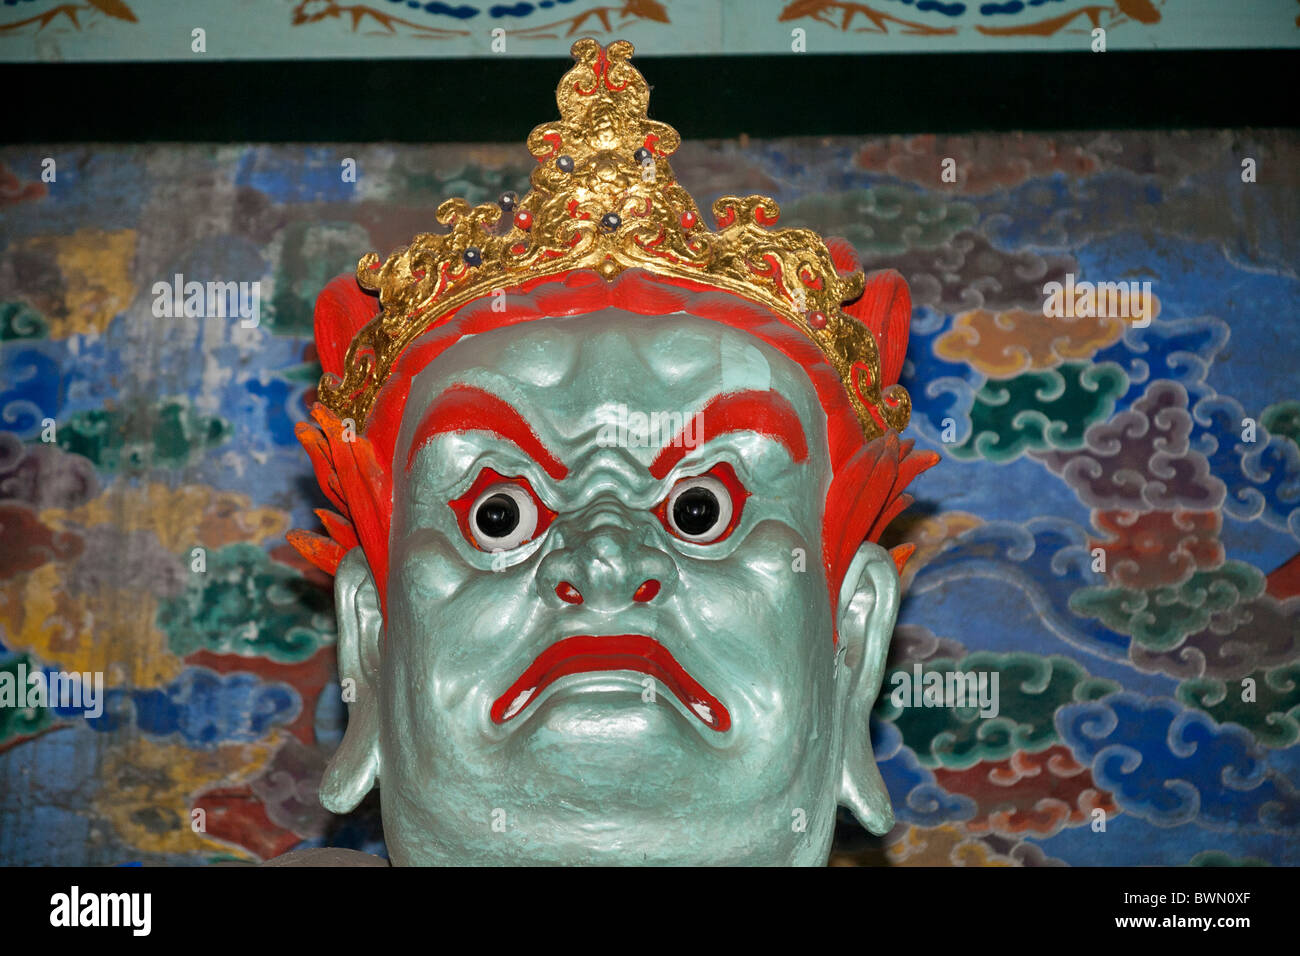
[536,503,677,611]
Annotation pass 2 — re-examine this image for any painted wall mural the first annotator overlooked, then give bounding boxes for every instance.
[0,128,1297,865]
[0,0,1297,60]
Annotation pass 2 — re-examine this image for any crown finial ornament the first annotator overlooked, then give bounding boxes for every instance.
[317,38,911,440]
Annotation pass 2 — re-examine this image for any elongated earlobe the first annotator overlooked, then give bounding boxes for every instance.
[834,542,900,835]
[320,547,384,814]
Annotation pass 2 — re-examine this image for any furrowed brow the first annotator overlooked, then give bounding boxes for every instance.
[406,383,569,479]
[649,389,809,480]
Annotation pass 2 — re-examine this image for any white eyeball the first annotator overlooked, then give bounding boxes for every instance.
[469,483,539,551]
[665,475,733,543]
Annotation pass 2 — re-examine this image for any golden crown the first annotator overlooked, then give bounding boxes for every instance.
[318,38,911,441]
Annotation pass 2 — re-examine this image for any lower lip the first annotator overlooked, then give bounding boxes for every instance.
[490,635,731,732]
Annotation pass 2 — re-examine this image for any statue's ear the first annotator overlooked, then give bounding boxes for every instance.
[833,541,900,836]
[320,547,384,814]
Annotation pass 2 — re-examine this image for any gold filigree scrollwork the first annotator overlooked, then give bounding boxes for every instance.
[318,37,911,441]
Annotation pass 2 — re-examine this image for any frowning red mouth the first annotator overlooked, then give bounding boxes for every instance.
[490,635,731,732]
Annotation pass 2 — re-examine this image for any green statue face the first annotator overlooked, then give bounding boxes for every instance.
[321,308,900,865]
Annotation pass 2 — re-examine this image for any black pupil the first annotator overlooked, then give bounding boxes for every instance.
[673,488,720,536]
[476,493,520,539]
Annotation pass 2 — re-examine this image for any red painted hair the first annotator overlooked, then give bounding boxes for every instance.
[291,246,937,631]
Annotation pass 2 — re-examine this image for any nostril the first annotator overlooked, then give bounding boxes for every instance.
[556,582,583,605]
[632,579,661,603]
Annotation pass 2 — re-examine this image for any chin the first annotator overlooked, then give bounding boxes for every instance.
[389,807,835,866]
[379,738,839,865]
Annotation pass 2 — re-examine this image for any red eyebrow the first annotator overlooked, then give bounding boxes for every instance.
[406,384,568,479]
[649,390,809,480]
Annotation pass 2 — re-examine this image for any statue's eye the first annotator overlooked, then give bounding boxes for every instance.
[450,469,555,553]
[658,464,748,544]
[470,484,537,550]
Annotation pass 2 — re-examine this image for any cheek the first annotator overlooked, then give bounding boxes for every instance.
[385,530,542,715]
[389,530,472,608]
[682,521,834,721]
[690,519,829,630]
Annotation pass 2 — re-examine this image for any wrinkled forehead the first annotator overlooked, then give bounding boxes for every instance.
[397,308,828,467]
